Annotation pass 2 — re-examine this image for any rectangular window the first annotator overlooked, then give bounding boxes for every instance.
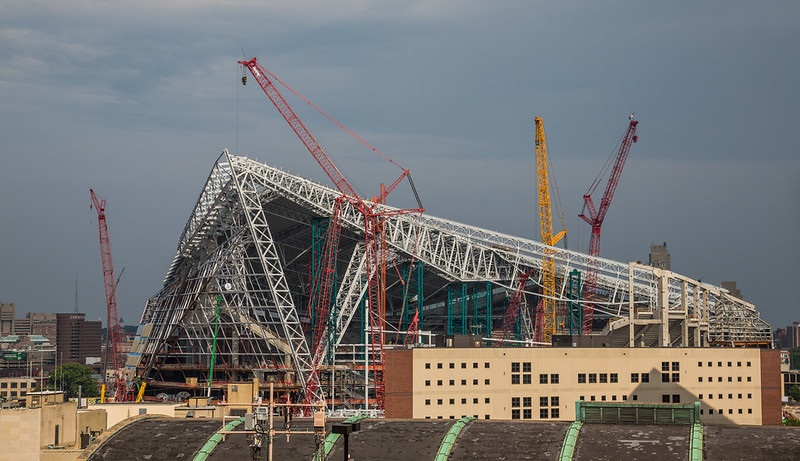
[698,377,703,383]
[551,408,560,418]
[718,377,722,382]
[622,395,628,401]
[438,363,443,369]
[485,415,490,420]
[473,362,478,369]
[473,398,479,404]
[473,379,478,385]
[601,395,606,401]
[612,395,617,401]
[512,362,520,373]
[728,394,733,399]
[599,373,608,383]
[728,409,733,415]
[727,361,732,367]
[672,362,680,371]
[437,399,443,405]
[728,376,733,382]
[425,399,431,405]
[700,394,703,399]
[485,362,491,368]
[461,363,467,369]
[610,373,618,383]
[0,383,6,389]
[698,361,703,367]
[708,361,713,367]
[672,394,680,403]
[523,362,532,373]
[449,380,455,386]
[551,396,559,407]
[551,374,559,384]
[738,409,743,414]
[485,379,491,385]
[450,398,455,404]
[719,394,723,399]
[631,373,639,383]
[718,361,722,367]
[425,363,431,369]
[662,361,670,371]
[449,363,455,369]
[709,394,713,399]
[672,373,680,383]
[485,398,491,404]
[662,373,670,383]
[737,394,743,399]
[737,361,742,367]
[540,409,549,418]
[10,383,17,389]
[590,396,596,401]
[589,373,597,383]
[461,398,467,404]
[425,380,431,386]
[737,376,742,382]
[747,393,752,399]
[512,397,521,407]
[662,394,671,403]
[523,409,532,419]
[523,397,532,407]
[540,397,549,407]
[539,374,548,384]
[747,376,752,382]
[746,361,751,367]
[748,409,752,414]
[461,379,467,386]
[578,373,587,383]
[437,380,443,386]
[512,409,520,420]
[523,374,531,384]
[632,395,638,401]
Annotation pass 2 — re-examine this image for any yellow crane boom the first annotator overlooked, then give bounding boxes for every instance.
[534,117,565,344]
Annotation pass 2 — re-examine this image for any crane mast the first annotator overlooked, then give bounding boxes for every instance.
[90,189,126,402]
[578,116,639,334]
[533,117,565,344]
[239,57,422,409]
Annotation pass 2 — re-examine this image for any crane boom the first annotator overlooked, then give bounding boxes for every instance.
[578,115,639,334]
[90,189,126,401]
[533,117,563,344]
[239,57,360,201]
[239,56,423,410]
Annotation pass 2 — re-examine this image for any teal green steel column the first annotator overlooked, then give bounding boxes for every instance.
[309,217,329,328]
[568,270,582,336]
[485,282,492,337]
[207,295,222,397]
[447,284,454,335]
[416,262,424,330]
[461,283,468,335]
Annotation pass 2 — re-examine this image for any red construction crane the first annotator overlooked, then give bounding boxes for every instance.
[90,189,127,402]
[578,115,639,334]
[239,57,423,409]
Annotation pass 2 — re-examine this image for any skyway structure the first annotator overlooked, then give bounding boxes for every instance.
[128,151,772,407]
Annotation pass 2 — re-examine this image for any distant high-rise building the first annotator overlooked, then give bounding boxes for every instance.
[720,281,743,300]
[0,302,15,336]
[29,313,57,342]
[787,322,800,349]
[648,242,671,270]
[55,313,101,365]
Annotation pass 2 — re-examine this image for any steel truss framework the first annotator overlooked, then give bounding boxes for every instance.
[130,152,773,404]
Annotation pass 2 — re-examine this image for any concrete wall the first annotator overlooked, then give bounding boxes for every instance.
[385,346,775,425]
[0,407,41,460]
[88,403,179,428]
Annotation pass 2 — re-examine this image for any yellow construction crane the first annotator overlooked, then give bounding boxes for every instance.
[534,117,566,344]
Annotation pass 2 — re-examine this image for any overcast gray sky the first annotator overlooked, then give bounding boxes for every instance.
[1,1,797,330]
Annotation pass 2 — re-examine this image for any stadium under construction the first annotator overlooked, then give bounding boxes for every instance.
[125,150,773,411]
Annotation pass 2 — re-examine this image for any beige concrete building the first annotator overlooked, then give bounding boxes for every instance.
[385,346,782,425]
[0,376,36,402]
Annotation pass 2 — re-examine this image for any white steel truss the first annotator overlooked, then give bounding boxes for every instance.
[131,151,772,398]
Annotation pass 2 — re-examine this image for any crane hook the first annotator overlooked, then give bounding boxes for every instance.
[242,75,247,85]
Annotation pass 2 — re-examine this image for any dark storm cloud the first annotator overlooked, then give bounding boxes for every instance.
[0,1,797,329]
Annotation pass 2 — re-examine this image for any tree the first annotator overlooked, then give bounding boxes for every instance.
[790,347,800,370]
[789,385,800,403]
[47,363,100,399]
